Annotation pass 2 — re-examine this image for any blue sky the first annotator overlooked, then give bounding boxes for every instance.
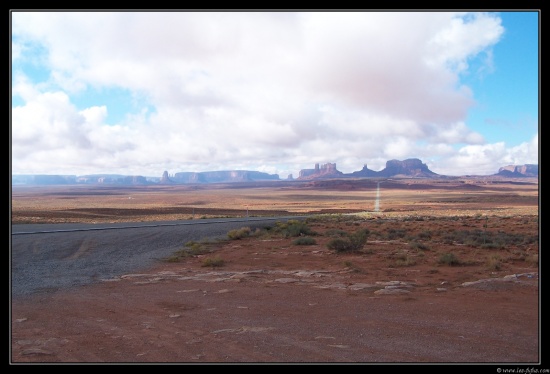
[11,11,539,177]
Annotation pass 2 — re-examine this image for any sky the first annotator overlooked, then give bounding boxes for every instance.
[10,10,540,178]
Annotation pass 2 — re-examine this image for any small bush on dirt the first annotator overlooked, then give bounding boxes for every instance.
[417,230,432,240]
[250,228,265,237]
[201,256,225,267]
[386,228,407,240]
[273,220,316,238]
[438,252,461,266]
[394,254,417,267]
[343,261,364,273]
[185,240,205,252]
[525,254,539,266]
[165,255,182,262]
[326,228,369,253]
[486,255,502,271]
[327,238,353,252]
[409,241,430,251]
[164,239,214,262]
[292,237,317,245]
[227,227,251,240]
[349,228,369,248]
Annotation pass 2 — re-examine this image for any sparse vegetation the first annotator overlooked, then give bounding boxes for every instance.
[327,228,369,253]
[201,256,225,267]
[163,239,216,262]
[486,255,502,271]
[409,241,430,251]
[525,254,539,266]
[385,228,407,240]
[441,229,537,248]
[438,252,461,266]
[342,260,364,273]
[292,237,317,245]
[227,227,251,240]
[13,182,538,296]
[273,220,316,238]
[417,230,432,240]
[393,254,417,267]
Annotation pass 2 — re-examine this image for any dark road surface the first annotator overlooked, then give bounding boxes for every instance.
[11,217,304,298]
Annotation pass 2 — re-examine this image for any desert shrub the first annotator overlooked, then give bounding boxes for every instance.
[246,227,268,238]
[525,254,539,266]
[201,256,225,267]
[349,228,369,248]
[417,230,432,240]
[327,238,353,252]
[403,216,424,221]
[185,240,205,252]
[486,255,502,271]
[480,242,501,249]
[409,241,430,251]
[438,252,460,266]
[165,255,182,263]
[342,260,364,273]
[369,230,383,239]
[326,228,369,253]
[292,237,317,245]
[441,229,537,248]
[394,254,417,267]
[164,240,212,262]
[386,228,407,240]
[273,220,315,238]
[227,227,251,240]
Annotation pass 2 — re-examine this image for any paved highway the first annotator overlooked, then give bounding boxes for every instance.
[11,216,305,298]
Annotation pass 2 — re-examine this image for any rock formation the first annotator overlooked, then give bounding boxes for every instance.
[298,159,437,180]
[298,163,344,180]
[496,164,538,178]
[159,171,174,184]
[376,158,438,178]
[348,164,378,178]
[12,160,538,186]
[171,170,280,183]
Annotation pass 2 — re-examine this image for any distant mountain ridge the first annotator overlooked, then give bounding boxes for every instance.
[496,164,538,178]
[160,170,280,184]
[11,159,539,186]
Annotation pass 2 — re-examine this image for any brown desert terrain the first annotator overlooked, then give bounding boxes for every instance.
[10,178,541,364]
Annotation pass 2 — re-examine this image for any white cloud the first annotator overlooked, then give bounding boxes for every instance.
[11,11,534,178]
[430,134,539,175]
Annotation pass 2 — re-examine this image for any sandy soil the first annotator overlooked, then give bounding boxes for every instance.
[10,180,541,364]
[11,213,540,364]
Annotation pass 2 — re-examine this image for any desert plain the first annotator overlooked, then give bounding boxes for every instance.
[10,177,541,364]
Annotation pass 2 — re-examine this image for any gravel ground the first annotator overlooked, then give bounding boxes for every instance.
[11,217,297,298]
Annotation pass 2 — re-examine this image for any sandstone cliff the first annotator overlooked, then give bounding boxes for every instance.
[298,163,344,180]
[298,159,438,180]
[376,158,438,178]
[496,164,538,178]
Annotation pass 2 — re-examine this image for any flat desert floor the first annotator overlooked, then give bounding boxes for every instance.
[10,178,541,364]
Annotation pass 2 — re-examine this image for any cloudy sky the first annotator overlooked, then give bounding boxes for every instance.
[11,11,539,178]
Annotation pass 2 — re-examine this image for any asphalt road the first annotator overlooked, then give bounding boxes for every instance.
[11,217,304,298]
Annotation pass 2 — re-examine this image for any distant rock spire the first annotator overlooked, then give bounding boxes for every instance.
[160,171,173,184]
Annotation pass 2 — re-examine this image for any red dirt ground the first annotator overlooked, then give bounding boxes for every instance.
[11,213,540,364]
